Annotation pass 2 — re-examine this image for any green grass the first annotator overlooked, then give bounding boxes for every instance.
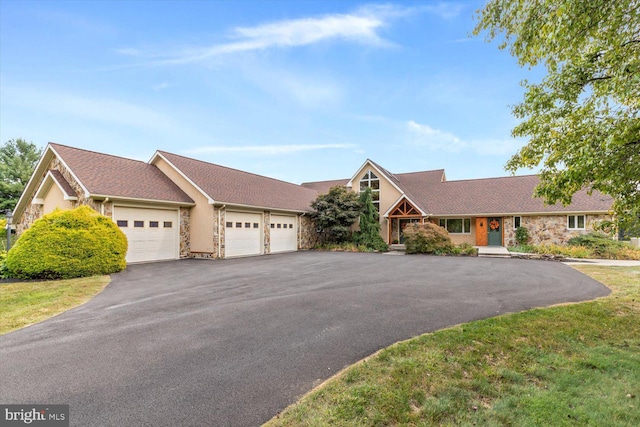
[266,266,640,426]
[0,275,110,334]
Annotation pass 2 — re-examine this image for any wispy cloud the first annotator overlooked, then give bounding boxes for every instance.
[407,120,522,155]
[118,5,416,66]
[152,82,170,91]
[185,143,356,155]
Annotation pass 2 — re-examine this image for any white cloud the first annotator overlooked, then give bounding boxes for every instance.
[185,143,356,155]
[119,5,415,66]
[407,120,522,155]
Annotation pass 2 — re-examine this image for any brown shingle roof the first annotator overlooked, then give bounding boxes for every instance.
[158,151,318,212]
[48,169,77,198]
[399,174,612,216]
[301,179,349,194]
[50,143,193,204]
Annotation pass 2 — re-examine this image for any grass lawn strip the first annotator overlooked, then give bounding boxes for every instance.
[0,276,110,335]
[266,266,640,427]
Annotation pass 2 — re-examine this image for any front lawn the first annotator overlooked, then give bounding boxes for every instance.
[266,266,640,426]
[0,276,110,334]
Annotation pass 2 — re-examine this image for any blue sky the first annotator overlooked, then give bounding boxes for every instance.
[0,1,544,184]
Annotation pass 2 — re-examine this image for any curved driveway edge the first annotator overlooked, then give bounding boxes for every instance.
[0,252,610,426]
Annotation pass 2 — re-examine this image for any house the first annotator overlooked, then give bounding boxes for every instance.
[14,144,613,263]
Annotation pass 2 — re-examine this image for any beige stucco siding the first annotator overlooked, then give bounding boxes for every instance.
[432,217,476,245]
[352,166,402,242]
[42,183,73,214]
[154,158,214,254]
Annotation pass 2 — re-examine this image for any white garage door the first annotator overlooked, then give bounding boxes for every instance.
[270,214,297,253]
[225,211,262,257]
[113,206,179,263]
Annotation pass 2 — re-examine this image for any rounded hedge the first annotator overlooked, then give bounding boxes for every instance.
[6,206,128,280]
[403,222,454,254]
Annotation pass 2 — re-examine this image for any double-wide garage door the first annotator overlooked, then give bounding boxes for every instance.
[113,206,179,263]
[225,212,298,257]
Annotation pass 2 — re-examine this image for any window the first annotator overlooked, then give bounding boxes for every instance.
[289,224,294,229]
[277,224,282,228]
[163,221,172,228]
[514,216,521,228]
[568,215,585,230]
[438,218,471,234]
[270,224,275,228]
[359,170,380,211]
[245,222,251,228]
[253,223,259,229]
[226,221,233,228]
[149,221,159,228]
[236,222,242,228]
[134,221,144,228]
[116,220,128,227]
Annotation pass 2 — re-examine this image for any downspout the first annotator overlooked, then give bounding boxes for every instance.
[101,197,110,216]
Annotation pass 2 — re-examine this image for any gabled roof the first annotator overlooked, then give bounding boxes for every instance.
[402,174,613,216]
[49,144,194,204]
[301,179,349,194]
[33,170,78,202]
[154,151,318,212]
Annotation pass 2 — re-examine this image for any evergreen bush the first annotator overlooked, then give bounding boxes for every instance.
[353,188,388,252]
[515,226,530,245]
[6,206,127,280]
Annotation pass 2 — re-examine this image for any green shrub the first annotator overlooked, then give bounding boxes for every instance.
[0,250,8,279]
[515,226,530,246]
[6,206,127,280]
[567,232,640,259]
[403,222,454,254]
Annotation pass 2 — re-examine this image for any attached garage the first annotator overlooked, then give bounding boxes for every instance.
[270,214,297,253]
[113,206,179,263]
[225,211,262,257]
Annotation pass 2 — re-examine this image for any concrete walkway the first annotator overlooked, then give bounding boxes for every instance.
[476,246,511,257]
[563,259,640,266]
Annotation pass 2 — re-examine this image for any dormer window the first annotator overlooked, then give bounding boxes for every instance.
[360,170,380,211]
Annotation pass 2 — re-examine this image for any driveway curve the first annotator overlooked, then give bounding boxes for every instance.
[0,252,609,426]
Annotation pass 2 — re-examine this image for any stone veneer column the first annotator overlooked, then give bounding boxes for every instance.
[179,207,191,258]
[264,211,271,254]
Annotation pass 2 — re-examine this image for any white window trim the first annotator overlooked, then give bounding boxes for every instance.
[513,216,522,229]
[567,214,586,230]
[359,169,380,210]
[439,218,472,234]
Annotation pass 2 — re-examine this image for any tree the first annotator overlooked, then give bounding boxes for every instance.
[354,187,388,251]
[0,139,43,212]
[474,0,640,232]
[310,186,361,244]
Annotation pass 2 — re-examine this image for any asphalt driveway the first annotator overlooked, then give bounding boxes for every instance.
[0,252,610,426]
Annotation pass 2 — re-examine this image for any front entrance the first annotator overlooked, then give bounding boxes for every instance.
[398,218,420,243]
[388,198,423,244]
[488,217,502,246]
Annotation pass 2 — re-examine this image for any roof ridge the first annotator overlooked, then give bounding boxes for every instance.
[158,150,316,191]
[50,142,149,165]
[441,174,540,184]
[395,169,446,177]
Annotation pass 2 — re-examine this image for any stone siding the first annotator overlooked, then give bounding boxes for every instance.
[299,215,317,249]
[180,207,191,258]
[17,157,98,233]
[503,214,611,246]
[264,211,271,254]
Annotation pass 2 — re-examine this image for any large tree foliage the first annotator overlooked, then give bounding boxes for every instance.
[354,187,388,251]
[474,0,640,232]
[0,139,43,212]
[310,186,361,244]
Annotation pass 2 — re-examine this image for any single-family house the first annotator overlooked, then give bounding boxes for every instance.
[13,144,613,262]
